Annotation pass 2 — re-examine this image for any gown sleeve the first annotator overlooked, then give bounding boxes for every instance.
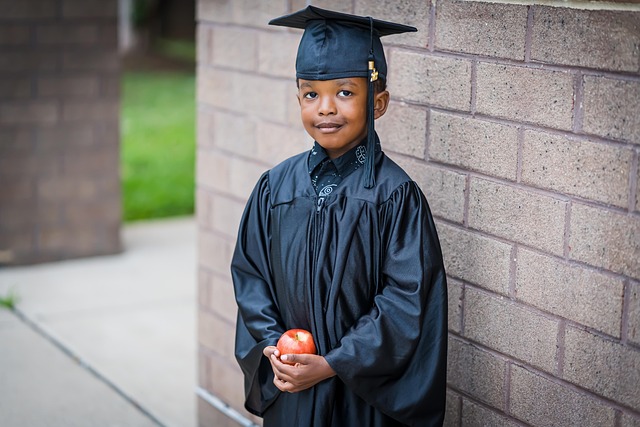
[231,172,284,416]
[323,181,448,427]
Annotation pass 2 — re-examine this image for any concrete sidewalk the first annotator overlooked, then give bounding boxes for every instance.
[0,217,197,427]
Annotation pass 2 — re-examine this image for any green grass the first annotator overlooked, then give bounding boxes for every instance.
[121,71,195,221]
[0,289,19,310]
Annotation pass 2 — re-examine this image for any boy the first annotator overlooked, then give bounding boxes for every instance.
[231,6,447,426]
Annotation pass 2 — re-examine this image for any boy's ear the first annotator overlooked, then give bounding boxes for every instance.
[373,90,390,120]
[296,92,301,106]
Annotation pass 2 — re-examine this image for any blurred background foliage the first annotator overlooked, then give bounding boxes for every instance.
[121,0,196,221]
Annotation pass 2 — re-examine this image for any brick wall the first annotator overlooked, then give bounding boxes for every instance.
[0,0,121,264]
[196,1,640,425]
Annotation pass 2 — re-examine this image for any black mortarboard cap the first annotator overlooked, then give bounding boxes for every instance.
[269,6,417,188]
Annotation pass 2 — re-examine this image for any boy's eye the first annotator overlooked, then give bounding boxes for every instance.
[338,90,352,97]
[303,92,317,99]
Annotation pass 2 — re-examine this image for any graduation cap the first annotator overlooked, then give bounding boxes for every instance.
[269,6,417,188]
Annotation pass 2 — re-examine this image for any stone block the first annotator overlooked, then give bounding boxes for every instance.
[355,0,430,48]
[197,0,233,23]
[438,223,512,295]
[0,52,58,72]
[563,326,640,409]
[622,413,640,427]
[208,360,247,421]
[229,156,269,199]
[0,102,58,125]
[582,76,640,144]
[199,0,287,27]
[292,0,353,13]
[258,30,300,78]
[429,111,519,181]
[516,248,624,337]
[196,25,211,66]
[36,25,99,45]
[447,337,506,409]
[197,148,230,193]
[461,399,518,427]
[38,76,100,97]
[465,287,558,372]
[531,7,640,73]
[63,52,119,71]
[215,110,257,157]
[390,50,471,111]
[476,63,574,130]
[211,26,257,71]
[468,178,567,256]
[256,121,311,166]
[443,390,461,427]
[210,193,245,239]
[62,101,119,122]
[0,129,31,153]
[374,101,428,160]
[198,310,235,359]
[0,0,56,19]
[209,274,237,324]
[392,157,466,224]
[197,396,243,427]
[36,126,94,152]
[448,279,463,333]
[522,130,633,208]
[0,78,30,99]
[0,25,30,45]
[198,230,234,277]
[629,282,640,346]
[436,0,527,60]
[510,365,616,427]
[62,0,117,18]
[569,203,640,279]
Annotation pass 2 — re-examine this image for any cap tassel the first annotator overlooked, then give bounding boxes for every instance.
[364,18,376,189]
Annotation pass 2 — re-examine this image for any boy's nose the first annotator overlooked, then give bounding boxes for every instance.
[317,96,337,115]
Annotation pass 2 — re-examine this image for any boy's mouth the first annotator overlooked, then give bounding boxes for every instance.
[315,122,343,133]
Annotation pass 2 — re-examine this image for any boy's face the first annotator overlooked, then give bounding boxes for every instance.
[297,77,370,159]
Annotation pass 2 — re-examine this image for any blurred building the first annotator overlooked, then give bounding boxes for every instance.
[0,1,122,265]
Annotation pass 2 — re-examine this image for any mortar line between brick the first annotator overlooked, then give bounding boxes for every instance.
[462,174,471,227]
[621,280,631,344]
[556,319,566,377]
[614,410,623,427]
[456,393,463,427]
[629,150,639,213]
[563,201,572,259]
[449,334,640,417]
[508,246,518,299]
[198,344,244,372]
[504,362,512,415]
[424,108,431,161]
[470,60,477,115]
[459,282,466,336]
[572,72,584,133]
[524,6,533,62]
[516,127,524,183]
[428,1,436,52]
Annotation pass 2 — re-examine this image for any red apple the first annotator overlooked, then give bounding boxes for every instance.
[276,329,317,363]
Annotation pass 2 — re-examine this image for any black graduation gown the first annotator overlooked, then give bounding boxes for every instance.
[231,149,447,427]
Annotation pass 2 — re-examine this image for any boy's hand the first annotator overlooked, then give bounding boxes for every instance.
[263,346,336,393]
